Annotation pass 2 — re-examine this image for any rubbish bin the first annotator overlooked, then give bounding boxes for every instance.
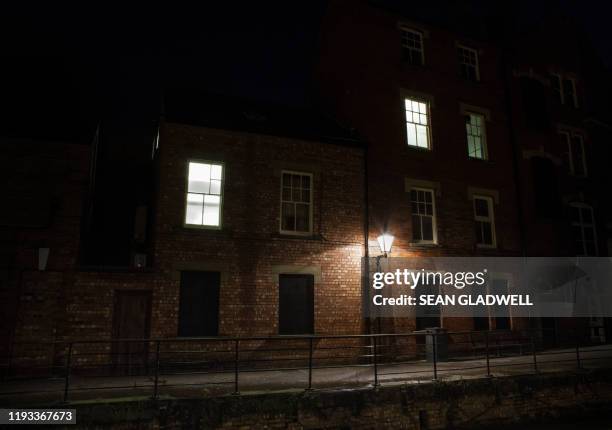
[425,327,448,362]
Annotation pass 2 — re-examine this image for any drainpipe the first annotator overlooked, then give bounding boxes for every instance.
[363,141,371,336]
[501,42,527,257]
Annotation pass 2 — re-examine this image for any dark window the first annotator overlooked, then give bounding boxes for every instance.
[520,78,549,130]
[410,189,436,242]
[531,157,561,218]
[178,271,220,336]
[457,46,479,81]
[400,27,424,66]
[279,274,314,335]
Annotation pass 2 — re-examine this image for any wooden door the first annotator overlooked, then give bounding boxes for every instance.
[112,290,151,375]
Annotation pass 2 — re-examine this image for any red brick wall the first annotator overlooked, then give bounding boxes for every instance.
[151,122,366,338]
[315,1,523,333]
[0,139,90,365]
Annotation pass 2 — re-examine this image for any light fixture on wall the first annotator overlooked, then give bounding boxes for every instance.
[376,233,394,258]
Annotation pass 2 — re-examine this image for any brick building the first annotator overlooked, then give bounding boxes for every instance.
[2,95,367,370]
[315,0,612,340]
[316,0,525,335]
[3,1,612,372]
[0,138,91,366]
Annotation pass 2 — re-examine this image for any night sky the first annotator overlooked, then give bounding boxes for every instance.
[1,1,611,146]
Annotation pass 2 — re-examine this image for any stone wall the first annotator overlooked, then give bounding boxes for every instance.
[64,369,612,429]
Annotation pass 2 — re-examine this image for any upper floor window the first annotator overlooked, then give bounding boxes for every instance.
[473,195,496,248]
[559,131,587,177]
[466,113,487,160]
[569,203,597,256]
[400,26,424,66]
[405,97,430,149]
[457,45,479,81]
[185,161,223,227]
[410,188,437,243]
[280,171,312,234]
[551,74,578,108]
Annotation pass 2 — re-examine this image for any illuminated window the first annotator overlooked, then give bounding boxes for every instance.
[280,171,312,234]
[559,131,587,177]
[404,98,430,149]
[569,203,597,256]
[457,45,479,81]
[410,188,436,243]
[185,161,223,227]
[400,26,424,66]
[473,195,496,247]
[466,113,487,159]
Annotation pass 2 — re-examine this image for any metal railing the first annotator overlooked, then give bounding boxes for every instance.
[1,328,611,403]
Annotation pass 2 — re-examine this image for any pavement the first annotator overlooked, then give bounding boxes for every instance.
[1,345,611,405]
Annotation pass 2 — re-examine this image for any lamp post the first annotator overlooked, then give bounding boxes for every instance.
[374,234,394,335]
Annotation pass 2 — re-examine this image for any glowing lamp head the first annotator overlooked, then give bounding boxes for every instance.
[377,234,394,256]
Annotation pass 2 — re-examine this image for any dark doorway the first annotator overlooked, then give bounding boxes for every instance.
[111,290,152,375]
[492,279,511,330]
[279,274,314,335]
[178,271,221,337]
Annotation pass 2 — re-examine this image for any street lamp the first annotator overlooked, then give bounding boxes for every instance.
[376,233,394,258]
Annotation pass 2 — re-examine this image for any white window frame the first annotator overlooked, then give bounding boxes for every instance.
[410,187,437,244]
[184,160,225,229]
[279,170,313,236]
[553,74,579,107]
[457,44,480,81]
[404,97,431,150]
[560,131,587,177]
[466,112,487,160]
[569,203,598,256]
[399,26,425,66]
[473,195,496,248]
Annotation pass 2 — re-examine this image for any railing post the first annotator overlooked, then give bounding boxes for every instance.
[531,330,538,373]
[152,340,161,399]
[307,337,313,390]
[373,336,379,387]
[233,339,239,395]
[575,332,581,369]
[432,332,438,381]
[63,342,73,403]
[485,331,491,377]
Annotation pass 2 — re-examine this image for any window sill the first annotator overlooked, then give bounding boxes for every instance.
[476,245,497,250]
[183,223,223,231]
[467,156,491,163]
[408,242,439,249]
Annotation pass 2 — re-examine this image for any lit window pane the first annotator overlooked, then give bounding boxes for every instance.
[188,162,211,193]
[210,179,221,195]
[405,97,430,149]
[416,124,428,148]
[407,123,417,146]
[186,193,204,225]
[210,164,223,180]
[202,195,220,226]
